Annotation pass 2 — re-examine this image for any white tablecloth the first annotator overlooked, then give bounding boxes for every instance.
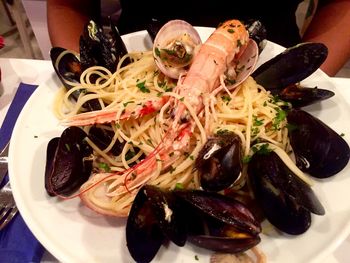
[0,58,349,262]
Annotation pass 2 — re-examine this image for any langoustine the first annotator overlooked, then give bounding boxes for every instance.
[62,19,259,216]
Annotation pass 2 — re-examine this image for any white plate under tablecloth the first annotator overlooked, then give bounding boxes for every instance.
[8,27,350,263]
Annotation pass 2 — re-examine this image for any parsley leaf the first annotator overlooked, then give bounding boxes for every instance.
[136,81,150,93]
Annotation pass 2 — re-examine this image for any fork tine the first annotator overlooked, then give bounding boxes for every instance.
[0,206,11,220]
[0,206,18,230]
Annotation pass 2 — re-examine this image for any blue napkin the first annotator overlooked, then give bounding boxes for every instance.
[0,83,44,262]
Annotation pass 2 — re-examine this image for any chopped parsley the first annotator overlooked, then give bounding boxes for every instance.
[154,47,161,57]
[136,81,150,93]
[175,183,184,189]
[272,108,287,130]
[242,155,252,163]
[253,115,264,126]
[252,143,272,155]
[99,162,111,172]
[123,101,134,107]
[125,150,136,161]
[221,95,232,103]
[216,129,230,135]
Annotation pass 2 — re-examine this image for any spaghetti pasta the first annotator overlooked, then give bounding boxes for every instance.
[53,49,304,216]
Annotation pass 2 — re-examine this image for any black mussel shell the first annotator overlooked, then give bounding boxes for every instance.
[275,84,335,108]
[248,151,325,235]
[175,190,261,236]
[252,42,328,90]
[50,47,82,93]
[109,17,131,66]
[287,109,350,178]
[45,127,93,196]
[88,125,125,156]
[175,190,261,253]
[143,186,187,246]
[80,20,116,72]
[187,217,261,254]
[126,187,164,263]
[126,185,186,263]
[80,20,130,72]
[195,132,242,192]
[50,47,102,112]
[245,19,267,53]
[146,18,164,42]
[44,137,60,196]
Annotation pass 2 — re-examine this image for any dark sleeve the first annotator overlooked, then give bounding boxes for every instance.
[117,0,302,47]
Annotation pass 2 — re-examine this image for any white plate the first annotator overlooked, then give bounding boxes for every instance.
[8,28,350,263]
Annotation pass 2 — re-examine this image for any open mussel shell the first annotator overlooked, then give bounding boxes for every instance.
[146,18,164,42]
[245,19,267,53]
[80,20,114,72]
[109,17,131,66]
[276,84,335,108]
[195,132,242,191]
[126,186,165,263]
[45,127,93,196]
[50,47,102,112]
[252,42,328,90]
[50,47,82,94]
[248,150,325,235]
[175,190,261,253]
[287,109,350,178]
[153,19,202,79]
[126,185,186,263]
[174,190,261,235]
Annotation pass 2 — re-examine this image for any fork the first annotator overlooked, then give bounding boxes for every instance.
[0,181,18,230]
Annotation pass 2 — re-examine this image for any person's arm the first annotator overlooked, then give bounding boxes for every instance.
[302,0,350,76]
[47,0,99,52]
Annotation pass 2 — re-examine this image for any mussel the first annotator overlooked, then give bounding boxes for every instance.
[45,127,93,196]
[126,185,261,262]
[277,84,335,108]
[244,20,267,53]
[287,109,350,178]
[79,19,129,72]
[126,185,187,263]
[50,19,131,112]
[174,190,261,253]
[252,42,328,91]
[153,19,202,79]
[251,42,335,108]
[87,125,125,156]
[146,18,164,42]
[50,47,82,91]
[248,150,325,235]
[50,47,102,112]
[195,132,243,191]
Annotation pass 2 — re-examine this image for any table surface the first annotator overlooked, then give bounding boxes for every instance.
[1,58,349,263]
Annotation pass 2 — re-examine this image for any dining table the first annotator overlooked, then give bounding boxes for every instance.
[0,57,349,263]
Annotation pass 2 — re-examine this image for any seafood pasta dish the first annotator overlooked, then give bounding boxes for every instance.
[47,19,350,262]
